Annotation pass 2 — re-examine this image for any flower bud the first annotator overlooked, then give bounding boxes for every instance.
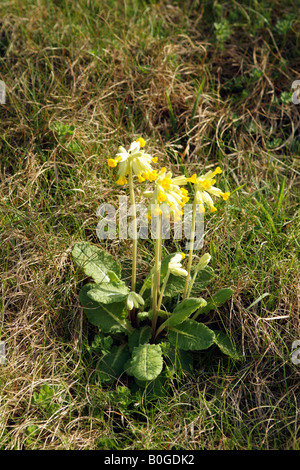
[195,253,211,272]
[126,292,145,311]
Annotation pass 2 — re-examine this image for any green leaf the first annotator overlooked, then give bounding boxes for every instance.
[168,319,215,351]
[213,330,242,361]
[79,284,132,334]
[72,242,121,283]
[128,326,152,352]
[129,344,163,381]
[87,282,129,305]
[163,298,205,329]
[97,344,131,382]
[193,288,233,319]
[210,240,217,269]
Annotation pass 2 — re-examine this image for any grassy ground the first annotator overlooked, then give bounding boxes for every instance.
[0,0,299,450]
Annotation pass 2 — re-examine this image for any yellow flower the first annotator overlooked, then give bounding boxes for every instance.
[116,176,127,185]
[109,139,156,185]
[180,187,189,197]
[138,174,146,183]
[148,169,158,182]
[161,177,172,190]
[200,179,212,190]
[188,167,230,212]
[222,192,230,201]
[187,173,197,184]
[107,158,118,168]
[135,137,146,148]
[158,191,166,202]
[152,207,162,216]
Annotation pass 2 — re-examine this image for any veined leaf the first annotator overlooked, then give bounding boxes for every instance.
[87,282,129,305]
[72,242,121,283]
[79,284,132,334]
[163,298,206,329]
[134,376,167,398]
[213,330,242,361]
[97,344,130,383]
[168,319,215,351]
[129,344,163,381]
[192,288,233,319]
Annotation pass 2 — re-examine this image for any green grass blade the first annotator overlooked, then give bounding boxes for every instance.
[253,198,278,236]
[165,90,178,134]
[276,178,285,215]
[189,77,206,130]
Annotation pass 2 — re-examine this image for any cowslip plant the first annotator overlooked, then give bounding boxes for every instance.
[72,138,242,386]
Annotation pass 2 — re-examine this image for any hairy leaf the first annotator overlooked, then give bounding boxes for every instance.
[164,297,206,328]
[130,344,163,381]
[87,282,129,305]
[79,284,131,334]
[72,242,121,283]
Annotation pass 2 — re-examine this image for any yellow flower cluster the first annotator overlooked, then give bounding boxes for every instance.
[143,167,190,221]
[108,138,230,214]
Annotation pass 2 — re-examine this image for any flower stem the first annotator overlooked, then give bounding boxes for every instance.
[187,268,198,299]
[151,211,162,337]
[183,197,197,299]
[128,160,137,292]
[156,269,170,313]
